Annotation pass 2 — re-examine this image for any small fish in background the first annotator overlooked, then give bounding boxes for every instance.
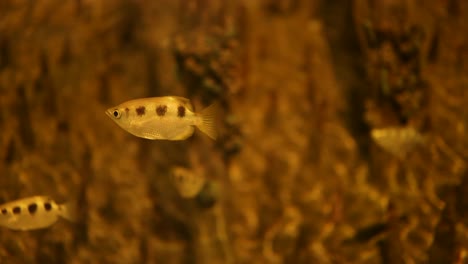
[170,167,207,198]
[342,222,390,245]
[105,96,218,140]
[371,126,426,158]
[0,196,76,231]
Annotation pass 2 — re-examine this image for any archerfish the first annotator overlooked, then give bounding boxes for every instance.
[0,196,76,230]
[105,96,218,140]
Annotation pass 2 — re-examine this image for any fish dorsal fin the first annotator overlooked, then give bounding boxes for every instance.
[169,96,194,111]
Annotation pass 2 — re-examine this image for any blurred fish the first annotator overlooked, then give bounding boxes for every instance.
[343,222,389,244]
[343,215,409,245]
[105,96,218,140]
[371,126,426,158]
[170,167,206,198]
[0,196,76,230]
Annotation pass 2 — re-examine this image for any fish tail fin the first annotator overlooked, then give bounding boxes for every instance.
[59,201,78,223]
[197,102,219,140]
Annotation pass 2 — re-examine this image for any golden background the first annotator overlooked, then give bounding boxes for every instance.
[0,0,467,263]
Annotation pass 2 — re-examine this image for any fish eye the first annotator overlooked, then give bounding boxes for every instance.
[113,109,121,119]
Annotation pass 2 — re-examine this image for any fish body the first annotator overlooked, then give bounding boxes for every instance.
[105,96,217,140]
[371,126,426,158]
[0,196,76,230]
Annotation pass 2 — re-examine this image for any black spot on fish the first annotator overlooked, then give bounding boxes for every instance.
[1,208,7,214]
[156,105,167,116]
[136,106,146,116]
[125,107,130,117]
[12,207,21,214]
[177,105,185,118]
[44,203,52,211]
[28,203,37,214]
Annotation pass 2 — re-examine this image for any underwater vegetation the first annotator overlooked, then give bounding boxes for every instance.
[0,0,468,263]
